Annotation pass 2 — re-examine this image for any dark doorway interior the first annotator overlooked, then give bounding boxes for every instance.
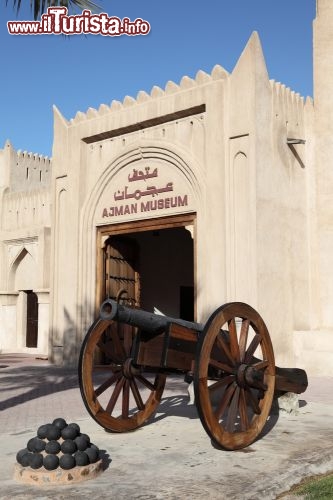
[131,227,194,320]
[26,290,38,348]
[180,285,194,322]
[102,226,194,320]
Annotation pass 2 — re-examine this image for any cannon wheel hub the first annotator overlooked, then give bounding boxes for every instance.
[236,363,267,391]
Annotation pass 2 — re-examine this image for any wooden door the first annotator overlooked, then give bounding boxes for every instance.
[103,236,140,307]
[26,291,38,348]
[100,236,140,364]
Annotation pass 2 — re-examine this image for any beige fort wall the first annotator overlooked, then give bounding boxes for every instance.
[49,31,316,371]
[292,0,333,375]
[0,142,51,355]
[227,34,314,369]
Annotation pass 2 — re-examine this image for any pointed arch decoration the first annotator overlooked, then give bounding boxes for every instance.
[8,246,37,291]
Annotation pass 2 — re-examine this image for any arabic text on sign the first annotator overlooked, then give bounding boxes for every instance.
[128,167,158,183]
[114,182,173,202]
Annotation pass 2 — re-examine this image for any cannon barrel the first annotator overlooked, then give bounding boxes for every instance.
[99,298,204,334]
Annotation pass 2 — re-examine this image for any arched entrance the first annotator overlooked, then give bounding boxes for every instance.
[97,214,196,320]
[8,247,40,350]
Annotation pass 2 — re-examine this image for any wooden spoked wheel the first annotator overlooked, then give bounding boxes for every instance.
[79,318,166,432]
[194,302,275,450]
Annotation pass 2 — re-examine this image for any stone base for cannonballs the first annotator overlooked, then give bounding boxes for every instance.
[14,458,103,486]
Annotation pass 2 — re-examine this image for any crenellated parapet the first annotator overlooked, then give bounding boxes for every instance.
[269,79,310,136]
[12,149,52,192]
[69,65,229,125]
[0,141,52,193]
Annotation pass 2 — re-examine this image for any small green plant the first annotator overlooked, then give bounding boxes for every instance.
[292,472,333,499]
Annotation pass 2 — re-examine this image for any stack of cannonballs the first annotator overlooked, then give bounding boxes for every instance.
[16,418,100,471]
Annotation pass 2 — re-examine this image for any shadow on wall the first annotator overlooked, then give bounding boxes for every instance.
[50,299,96,367]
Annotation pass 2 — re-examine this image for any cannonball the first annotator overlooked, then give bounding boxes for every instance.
[30,453,44,470]
[46,424,61,441]
[61,425,78,440]
[20,452,33,467]
[45,440,61,455]
[27,437,40,452]
[37,424,50,439]
[68,422,80,433]
[52,417,67,430]
[61,439,77,455]
[85,447,99,464]
[74,435,88,451]
[34,438,46,452]
[89,443,99,453]
[79,433,90,444]
[43,454,60,471]
[74,450,89,466]
[16,448,29,465]
[59,453,76,470]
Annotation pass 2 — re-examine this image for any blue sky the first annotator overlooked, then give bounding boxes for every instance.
[1,1,316,157]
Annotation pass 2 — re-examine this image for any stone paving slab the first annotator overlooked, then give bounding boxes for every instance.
[0,354,333,499]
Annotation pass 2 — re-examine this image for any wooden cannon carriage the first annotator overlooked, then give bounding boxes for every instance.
[79,299,308,450]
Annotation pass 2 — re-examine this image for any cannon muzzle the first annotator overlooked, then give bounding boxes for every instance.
[99,298,203,334]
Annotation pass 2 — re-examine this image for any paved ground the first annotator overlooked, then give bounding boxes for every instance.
[0,353,333,499]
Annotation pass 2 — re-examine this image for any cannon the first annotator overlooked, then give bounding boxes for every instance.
[79,299,308,450]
